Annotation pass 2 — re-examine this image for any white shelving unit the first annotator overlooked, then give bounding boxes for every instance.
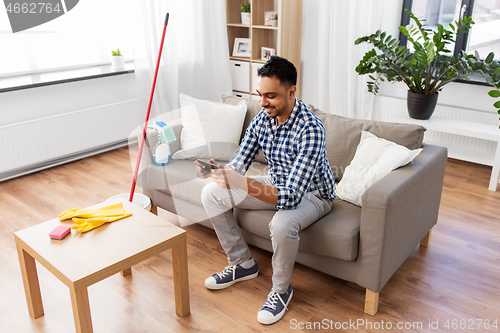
[225,0,303,98]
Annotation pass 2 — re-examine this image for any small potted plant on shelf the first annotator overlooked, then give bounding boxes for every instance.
[272,13,278,27]
[355,9,500,121]
[240,1,250,25]
[111,48,124,70]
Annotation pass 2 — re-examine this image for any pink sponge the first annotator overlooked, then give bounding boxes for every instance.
[49,225,71,240]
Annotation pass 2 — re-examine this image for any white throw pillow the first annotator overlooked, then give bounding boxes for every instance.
[172,94,247,161]
[336,131,422,206]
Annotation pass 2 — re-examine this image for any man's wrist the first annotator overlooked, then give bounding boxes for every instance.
[236,173,247,190]
[245,177,279,206]
[223,168,247,190]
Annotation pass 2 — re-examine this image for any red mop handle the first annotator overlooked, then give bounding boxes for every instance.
[129,13,170,203]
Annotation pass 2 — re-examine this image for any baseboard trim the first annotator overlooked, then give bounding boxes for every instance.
[0,139,135,183]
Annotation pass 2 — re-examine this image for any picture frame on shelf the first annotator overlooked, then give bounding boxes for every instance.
[233,38,251,57]
[264,11,277,26]
[261,47,275,61]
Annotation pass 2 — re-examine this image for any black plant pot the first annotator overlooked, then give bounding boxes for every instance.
[407,91,439,120]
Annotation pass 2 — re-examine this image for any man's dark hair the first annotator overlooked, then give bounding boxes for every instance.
[257,55,297,88]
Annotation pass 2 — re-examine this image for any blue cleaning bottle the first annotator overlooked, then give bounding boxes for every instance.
[149,121,175,166]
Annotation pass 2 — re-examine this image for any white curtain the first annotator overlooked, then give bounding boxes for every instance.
[301,0,402,119]
[132,0,232,119]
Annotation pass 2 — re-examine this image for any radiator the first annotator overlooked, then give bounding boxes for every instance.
[373,95,498,166]
[0,99,142,181]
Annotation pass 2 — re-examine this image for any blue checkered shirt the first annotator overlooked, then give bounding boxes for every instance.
[227,98,336,209]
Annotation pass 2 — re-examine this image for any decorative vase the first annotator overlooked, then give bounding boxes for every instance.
[407,91,439,120]
[111,55,124,70]
[241,12,250,25]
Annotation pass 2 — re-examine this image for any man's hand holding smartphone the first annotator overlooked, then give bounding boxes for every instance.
[195,159,218,179]
[194,159,244,190]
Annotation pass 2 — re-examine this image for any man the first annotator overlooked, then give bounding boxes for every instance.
[195,56,335,325]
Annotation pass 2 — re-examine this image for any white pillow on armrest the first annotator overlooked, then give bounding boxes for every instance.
[336,131,423,207]
[172,94,247,161]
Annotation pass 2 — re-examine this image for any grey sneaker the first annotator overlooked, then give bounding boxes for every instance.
[205,261,258,290]
[257,285,293,325]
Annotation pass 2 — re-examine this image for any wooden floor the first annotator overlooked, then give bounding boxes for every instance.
[1,146,499,332]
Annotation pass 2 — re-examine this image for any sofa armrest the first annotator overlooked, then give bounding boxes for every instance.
[355,144,448,292]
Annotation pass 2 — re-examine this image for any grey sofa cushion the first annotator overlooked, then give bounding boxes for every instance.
[307,105,426,181]
[220,95,267,164]
[235,198,360,261]
[142,159,211,206]
[220,96,426,181]
[221,95,262,138]
[142,159,269,206]
[143,158,359,261]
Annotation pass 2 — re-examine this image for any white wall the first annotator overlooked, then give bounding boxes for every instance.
[377,80,498,116]
[0,73,143,180]
[0,73,138,127]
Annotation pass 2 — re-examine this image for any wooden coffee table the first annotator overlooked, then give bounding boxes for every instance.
[14,198,190,333]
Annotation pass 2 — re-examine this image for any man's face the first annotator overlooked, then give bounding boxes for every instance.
[256,76,296,122]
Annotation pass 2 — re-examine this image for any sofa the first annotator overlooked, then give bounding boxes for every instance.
[137,95,448,315]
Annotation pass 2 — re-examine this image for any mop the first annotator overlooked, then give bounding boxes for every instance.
[129,13,170,203]
[51,14,170,236]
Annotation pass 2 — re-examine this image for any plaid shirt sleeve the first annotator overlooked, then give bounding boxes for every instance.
[227,116,262,175]
[276,125,327,209]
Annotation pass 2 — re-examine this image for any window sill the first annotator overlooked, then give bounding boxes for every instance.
[0,62,135,94]
[455,74,493,87]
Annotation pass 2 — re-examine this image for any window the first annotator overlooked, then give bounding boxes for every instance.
[401,0,500,61]
[0,0,133,78]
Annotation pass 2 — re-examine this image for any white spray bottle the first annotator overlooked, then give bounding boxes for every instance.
[149,121,176,166]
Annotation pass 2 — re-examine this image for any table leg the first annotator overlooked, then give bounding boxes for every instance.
[489,142,500,191]
[16,244,44,318]
[172,239,190,316]
[69,287,93,333]
[121,267,132,276]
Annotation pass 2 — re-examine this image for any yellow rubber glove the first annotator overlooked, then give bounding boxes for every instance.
[59,203,129,221]
[58,203,132,233]
[71,211,132,232]
[71,219,106,233]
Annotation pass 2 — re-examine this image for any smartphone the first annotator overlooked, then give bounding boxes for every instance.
[196,159,218,170]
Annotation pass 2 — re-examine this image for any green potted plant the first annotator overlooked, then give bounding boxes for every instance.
[111,48,124,70]
[240,1,250,25]
[355,9,500,121]
[272,13,278,27]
